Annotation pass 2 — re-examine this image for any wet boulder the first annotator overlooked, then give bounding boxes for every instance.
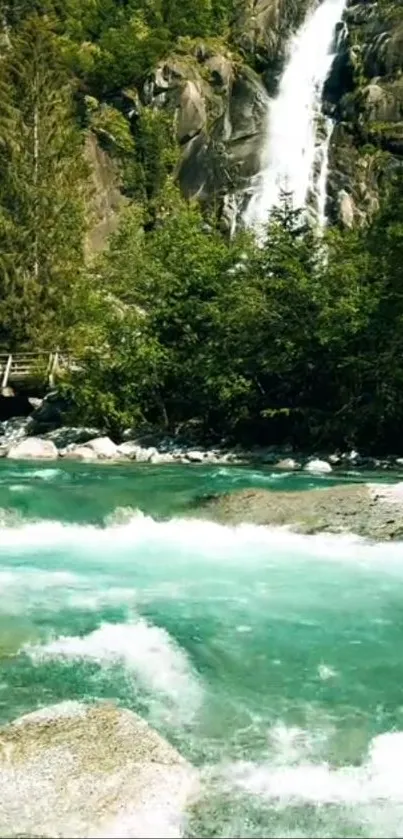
[0,701,197,838]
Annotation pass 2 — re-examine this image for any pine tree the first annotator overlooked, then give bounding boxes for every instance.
[1,0,57,27]
[0,14,87,349]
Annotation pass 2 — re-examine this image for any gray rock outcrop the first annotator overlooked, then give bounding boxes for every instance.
[325,0,403,224]
[143,50,270,228]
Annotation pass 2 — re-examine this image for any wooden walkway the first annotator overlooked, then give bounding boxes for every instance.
[0,351,79,394]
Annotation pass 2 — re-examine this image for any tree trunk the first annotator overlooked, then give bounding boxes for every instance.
[33,99,39,281]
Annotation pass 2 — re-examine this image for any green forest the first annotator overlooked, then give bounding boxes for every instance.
[1,2,403,453]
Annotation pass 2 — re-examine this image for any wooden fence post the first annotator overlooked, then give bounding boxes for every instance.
[49,351,59,388]
[1,354,13,393]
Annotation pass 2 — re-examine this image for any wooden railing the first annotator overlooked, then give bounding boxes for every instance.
[0,351,80,393]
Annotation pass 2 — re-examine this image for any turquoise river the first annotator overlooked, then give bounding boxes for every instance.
[1,459,403,837]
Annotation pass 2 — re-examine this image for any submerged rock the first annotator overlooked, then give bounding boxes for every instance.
[7,437,58,461]
[197,483,403,541]
[0,701,197,838]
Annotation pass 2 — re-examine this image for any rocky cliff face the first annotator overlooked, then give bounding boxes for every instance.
[85,0,402,243]
[233,0,310,82]
[138,1,315,231]
[134,0,402,231]
[325,0,403,226]
[84,132,126,257]
[142,48,269,229]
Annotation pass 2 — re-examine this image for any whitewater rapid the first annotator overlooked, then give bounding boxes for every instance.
[243,0,348,234]
[1,469,403,837]
[2,510,403,567]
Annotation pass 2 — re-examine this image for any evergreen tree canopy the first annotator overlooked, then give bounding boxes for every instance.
[0,14,87,348]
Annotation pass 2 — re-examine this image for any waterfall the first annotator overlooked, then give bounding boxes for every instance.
[243,0,348,235]
[315,116,333,229]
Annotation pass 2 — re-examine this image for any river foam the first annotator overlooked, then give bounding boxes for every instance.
[0,511,403,569]
[229,730,403,805]
[189,725,403,838]
[24,618,202,724]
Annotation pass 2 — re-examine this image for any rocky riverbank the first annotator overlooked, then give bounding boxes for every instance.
[197,483,403,541]
[3,417,403,472]
[2,392,403,471]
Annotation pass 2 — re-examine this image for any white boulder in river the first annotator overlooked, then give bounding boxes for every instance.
[6,436,58,460]
[0,701,197,838]
[304,458,332,474]
[84,436,119,459]
[60,444,99,462]
[275,458,301,471]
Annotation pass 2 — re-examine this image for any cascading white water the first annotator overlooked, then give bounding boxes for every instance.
[315,116,333,229]
[243,0,348,234]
